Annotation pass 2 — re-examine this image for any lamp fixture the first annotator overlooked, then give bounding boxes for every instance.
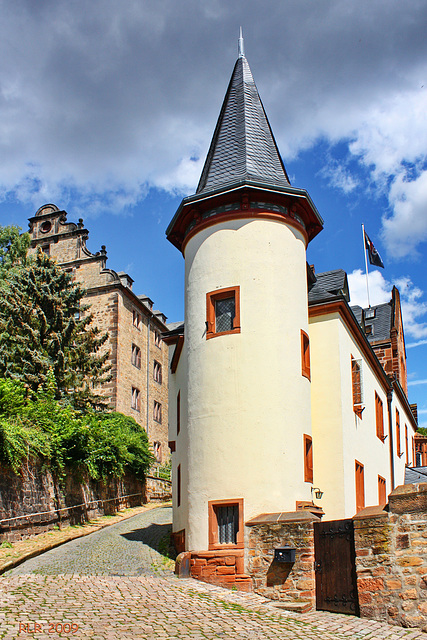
[311,486,324,500]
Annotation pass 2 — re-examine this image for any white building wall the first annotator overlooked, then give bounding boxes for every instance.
[183,217,313,551]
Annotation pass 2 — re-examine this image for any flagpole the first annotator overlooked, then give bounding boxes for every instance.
[362,223,371,308]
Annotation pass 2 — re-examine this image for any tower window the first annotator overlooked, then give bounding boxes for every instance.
[304,434,313,483]
[301,330,310,380]
[153,360,162,383]
[208,498,244,549]
[206,286,240,339]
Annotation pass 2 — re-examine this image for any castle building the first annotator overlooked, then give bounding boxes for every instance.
[164,39,417,587]
[27,204,169,467]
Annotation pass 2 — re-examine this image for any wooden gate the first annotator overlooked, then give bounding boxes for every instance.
[313,519,359,615]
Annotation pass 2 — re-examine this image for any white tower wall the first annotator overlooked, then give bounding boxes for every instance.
[183,216,312,551]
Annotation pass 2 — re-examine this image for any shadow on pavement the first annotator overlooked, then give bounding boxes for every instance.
[120,522,173,554]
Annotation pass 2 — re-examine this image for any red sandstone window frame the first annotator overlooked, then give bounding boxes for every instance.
[208,498,244,550]
[301,330,311,381]
[177,464,181,507]
[303,434,313,483]
[375,392,385,441]
[177,391,181,435]
[206,286,240,340]
[396,408,403,457]
[355,460,365,513]
[351,356,363,418]
[378,475,386,505]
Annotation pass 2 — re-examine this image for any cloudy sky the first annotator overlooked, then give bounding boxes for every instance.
[1,1,427,423]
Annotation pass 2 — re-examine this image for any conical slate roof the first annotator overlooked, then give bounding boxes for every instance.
[196,52,291,195]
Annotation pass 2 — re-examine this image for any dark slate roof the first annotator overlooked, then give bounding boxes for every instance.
[351,302,392,344]
[405,466,427,484]
[196,54,290,195]
[308,269,349,304]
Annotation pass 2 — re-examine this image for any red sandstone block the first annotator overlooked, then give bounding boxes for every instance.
[219,575,236,583]
[193,558,207,566]
[201,566,217,578]
[358,577,384,591]
[217,566,235,575]
[356,549,370,557]
[359,592,373,604]
[224,556,235,566]
[191,567,202,577]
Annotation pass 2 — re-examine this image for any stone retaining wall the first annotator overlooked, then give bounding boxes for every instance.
[0,461,146,541]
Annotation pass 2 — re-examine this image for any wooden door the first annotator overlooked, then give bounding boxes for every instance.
[314,519,359,615]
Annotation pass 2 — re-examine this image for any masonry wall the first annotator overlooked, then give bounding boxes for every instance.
[246,512,317,611]
[354,484,427,632]
[0,461,145,542]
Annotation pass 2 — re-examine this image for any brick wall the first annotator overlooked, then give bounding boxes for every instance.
[354,484,427,631]
[246,511,318,611]
[187,549,252,592]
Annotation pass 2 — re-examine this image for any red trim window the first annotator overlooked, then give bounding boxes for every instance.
[177,391,181,435]
[208,498,244,550]
[206,286,240,339]
[378,475,386,505]
[375,392,384,441]
[355,460,365,513]
[301,330,311,380]
[351,356,363,418]
[304,434,313,483]
[396,409,402,457]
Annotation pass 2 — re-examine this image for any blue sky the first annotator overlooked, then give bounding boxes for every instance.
[1,1,427,425]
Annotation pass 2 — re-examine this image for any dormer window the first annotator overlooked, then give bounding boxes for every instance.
[365,308,376,320]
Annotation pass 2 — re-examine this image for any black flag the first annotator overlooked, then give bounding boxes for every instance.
[364,231,384,268]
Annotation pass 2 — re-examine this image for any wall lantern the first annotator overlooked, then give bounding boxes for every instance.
[311,487,324,500]
[274,545,296,563]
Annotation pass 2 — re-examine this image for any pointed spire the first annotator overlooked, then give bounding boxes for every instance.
[196,43,290,195]
[238,27,245,58]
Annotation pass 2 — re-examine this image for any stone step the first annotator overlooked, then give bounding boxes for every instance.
[273,601,312,614]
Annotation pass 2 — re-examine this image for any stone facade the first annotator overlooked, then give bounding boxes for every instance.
[354,484,427,631]
[246,511,317,611]
[27,204,169,469]
[187,549,252,592]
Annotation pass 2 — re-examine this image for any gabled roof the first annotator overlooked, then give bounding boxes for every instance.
[196,53,290,195]
[405,466,427,484]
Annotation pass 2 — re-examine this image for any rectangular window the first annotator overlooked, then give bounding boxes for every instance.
[351,356,363,418]
[133,310,141,330]
[206,286,240,339]
[301,330,310,380]
[177,464,181,507]
[375,392,384,440]
[378,475,387,505]
[405,425,409,465]
[153,360,162,384]
[177,391,181,435]
[304,434,313,483]
[396,409,402,457]
[154,401,162,423]
[355,460,365,513]
[131,344,141,369]
[154,329,162,348]
[153,441,162,463]
[131,387,140,412]
[208,498,244,550]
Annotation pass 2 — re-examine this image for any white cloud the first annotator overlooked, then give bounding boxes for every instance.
[408,379,427,387]
[348,269,427,340]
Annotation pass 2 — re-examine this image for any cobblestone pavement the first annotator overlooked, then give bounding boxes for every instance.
[1,507,426,639]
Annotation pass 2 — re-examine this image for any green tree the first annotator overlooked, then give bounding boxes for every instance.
[0,248,111,407]
[0,225,30,273]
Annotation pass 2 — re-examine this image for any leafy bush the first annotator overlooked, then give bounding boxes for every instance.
[0,375,153,481]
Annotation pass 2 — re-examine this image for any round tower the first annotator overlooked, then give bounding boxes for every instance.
[166,39,323,555]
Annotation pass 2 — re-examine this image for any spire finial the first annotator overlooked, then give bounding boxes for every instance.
[238,27,245,58]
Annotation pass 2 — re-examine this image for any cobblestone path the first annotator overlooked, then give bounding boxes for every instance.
[1,507,426,639]
[6,506,173,577]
